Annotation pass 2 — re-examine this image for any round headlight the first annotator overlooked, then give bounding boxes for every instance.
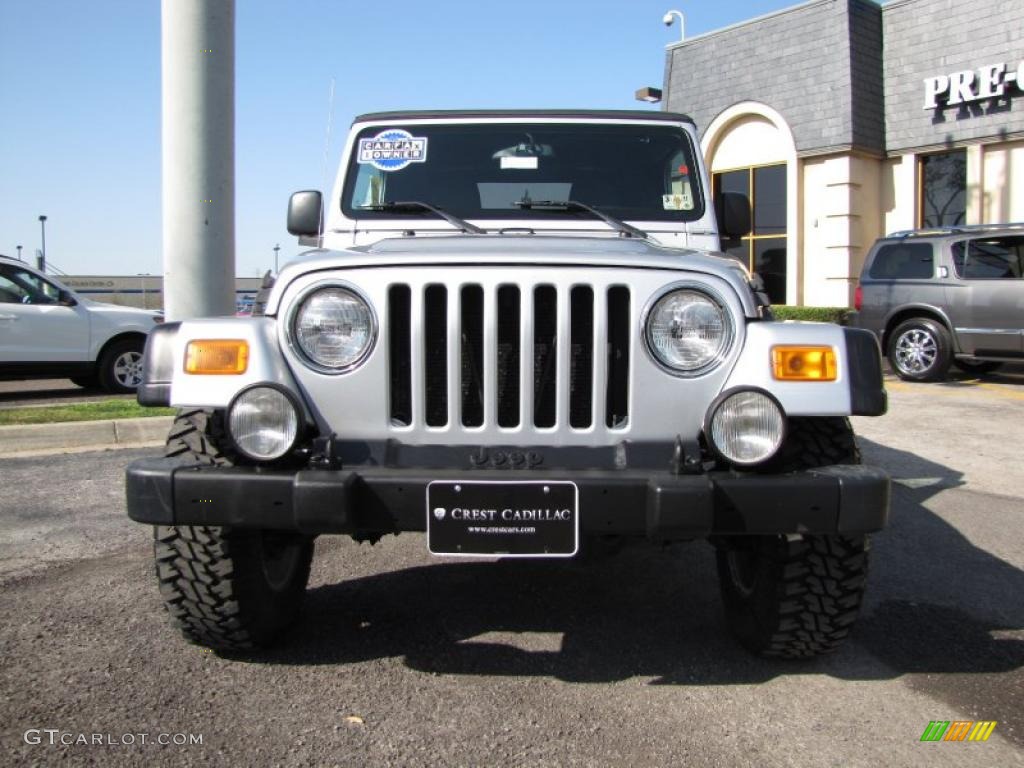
[292,286,375,372]
[645,288,732,375]
[708,390,785,466]
[228,386,301,461]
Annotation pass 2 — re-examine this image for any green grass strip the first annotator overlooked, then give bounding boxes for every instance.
[0,401,175,426]
[771,306,853,325]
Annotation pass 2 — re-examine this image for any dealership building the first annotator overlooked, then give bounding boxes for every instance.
[662,0,1023,306]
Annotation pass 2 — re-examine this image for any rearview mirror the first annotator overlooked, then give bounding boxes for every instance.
[716,192,752,239]
[58,289,77,307]
[287,190,323,237]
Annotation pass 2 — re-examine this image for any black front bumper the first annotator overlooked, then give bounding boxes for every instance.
[126,458,889,539]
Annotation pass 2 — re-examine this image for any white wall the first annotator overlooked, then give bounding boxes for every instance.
[881,154,917,234]
[801,153,883,307]
[708,115,790,171]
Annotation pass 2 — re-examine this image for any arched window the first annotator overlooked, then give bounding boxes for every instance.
[703,105,797,305]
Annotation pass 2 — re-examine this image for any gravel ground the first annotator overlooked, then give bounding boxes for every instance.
[0,378,1022,767]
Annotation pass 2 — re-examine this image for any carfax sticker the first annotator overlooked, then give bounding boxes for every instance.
[357,129,428,172]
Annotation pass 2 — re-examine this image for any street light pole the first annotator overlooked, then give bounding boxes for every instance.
[663,9,685,43]
[16,245,22,261]
[162,0,235,320]
[38,215,47,273]
[273,243,280,274]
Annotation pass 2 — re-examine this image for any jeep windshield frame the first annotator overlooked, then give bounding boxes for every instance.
[341,121,705,225]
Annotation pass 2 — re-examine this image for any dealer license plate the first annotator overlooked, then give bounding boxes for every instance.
[426,480,579,557]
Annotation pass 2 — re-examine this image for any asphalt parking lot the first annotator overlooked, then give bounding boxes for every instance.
[0,372,1022,766]
[0,378,133,408]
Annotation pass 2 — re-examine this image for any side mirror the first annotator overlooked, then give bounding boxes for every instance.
[716,191,752,239]
[287,190,323,237]
[58,289,77,307]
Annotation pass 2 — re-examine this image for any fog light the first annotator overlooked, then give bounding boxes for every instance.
[707,390,785,466]
[227,386,301,461]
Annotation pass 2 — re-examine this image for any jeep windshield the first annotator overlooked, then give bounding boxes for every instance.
[342,122,704,224]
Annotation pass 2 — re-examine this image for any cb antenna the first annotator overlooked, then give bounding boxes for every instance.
[318,77,336,245]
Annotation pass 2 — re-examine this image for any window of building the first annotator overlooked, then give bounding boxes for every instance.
[868,243,934,280]
[919,150,967,228]
[952,236,1024,279]
[712,163,787,303]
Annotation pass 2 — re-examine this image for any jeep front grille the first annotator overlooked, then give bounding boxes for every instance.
[387,282,631,432]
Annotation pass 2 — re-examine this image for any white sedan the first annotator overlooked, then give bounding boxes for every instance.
[0,255,162,393]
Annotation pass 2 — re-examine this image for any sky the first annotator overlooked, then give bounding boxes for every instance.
[0,0,801,277]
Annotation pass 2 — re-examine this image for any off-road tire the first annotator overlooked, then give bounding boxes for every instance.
[886,317,952,382]
[97,337,146,393]
[153,409,313,651]
[761,416,860,473]
[715,417,871,658]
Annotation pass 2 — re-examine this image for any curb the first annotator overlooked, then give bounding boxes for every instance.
[0,416,173,458]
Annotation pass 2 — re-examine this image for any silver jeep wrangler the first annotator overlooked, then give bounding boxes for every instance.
[127,110,889,658]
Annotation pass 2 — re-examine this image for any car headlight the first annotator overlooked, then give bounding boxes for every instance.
[292,285,375,373]
[228,385,301,461]
[645,287,733,375]
[707,389,785,466]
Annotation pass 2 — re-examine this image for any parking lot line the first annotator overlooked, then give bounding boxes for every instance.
[885,379,1024,402]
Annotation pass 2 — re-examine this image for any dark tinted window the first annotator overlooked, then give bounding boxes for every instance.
[714,169,749,268]
[920,150,966,227]
[343,122,704,222]
[715,169,747,197]
[754,238,787,302]
[753,164,786,235]
[952,236,1024,279]
[868,243,934,280]
[711,163,788,304]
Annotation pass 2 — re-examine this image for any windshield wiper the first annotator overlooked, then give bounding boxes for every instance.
[364,201,485,235]
[513,199,648,239]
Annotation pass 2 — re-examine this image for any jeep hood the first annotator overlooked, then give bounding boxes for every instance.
[365,235,746,273]
[267,235,754,315]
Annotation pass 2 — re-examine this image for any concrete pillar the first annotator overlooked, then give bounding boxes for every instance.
[161,0,235,320]
[804,154,880,308]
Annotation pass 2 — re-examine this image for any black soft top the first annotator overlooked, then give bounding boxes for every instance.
[352,109,695,125]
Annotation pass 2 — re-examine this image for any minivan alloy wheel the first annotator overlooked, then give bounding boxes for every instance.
[98,337,147,393]
[113,350,145,388]
[893,328,937,374]
[886,317,952,382]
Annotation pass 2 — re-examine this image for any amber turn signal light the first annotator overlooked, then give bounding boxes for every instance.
[771,346,837,381]
[185,340,249,375]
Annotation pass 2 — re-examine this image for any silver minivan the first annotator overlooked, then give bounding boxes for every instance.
[855,224,1024,381]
